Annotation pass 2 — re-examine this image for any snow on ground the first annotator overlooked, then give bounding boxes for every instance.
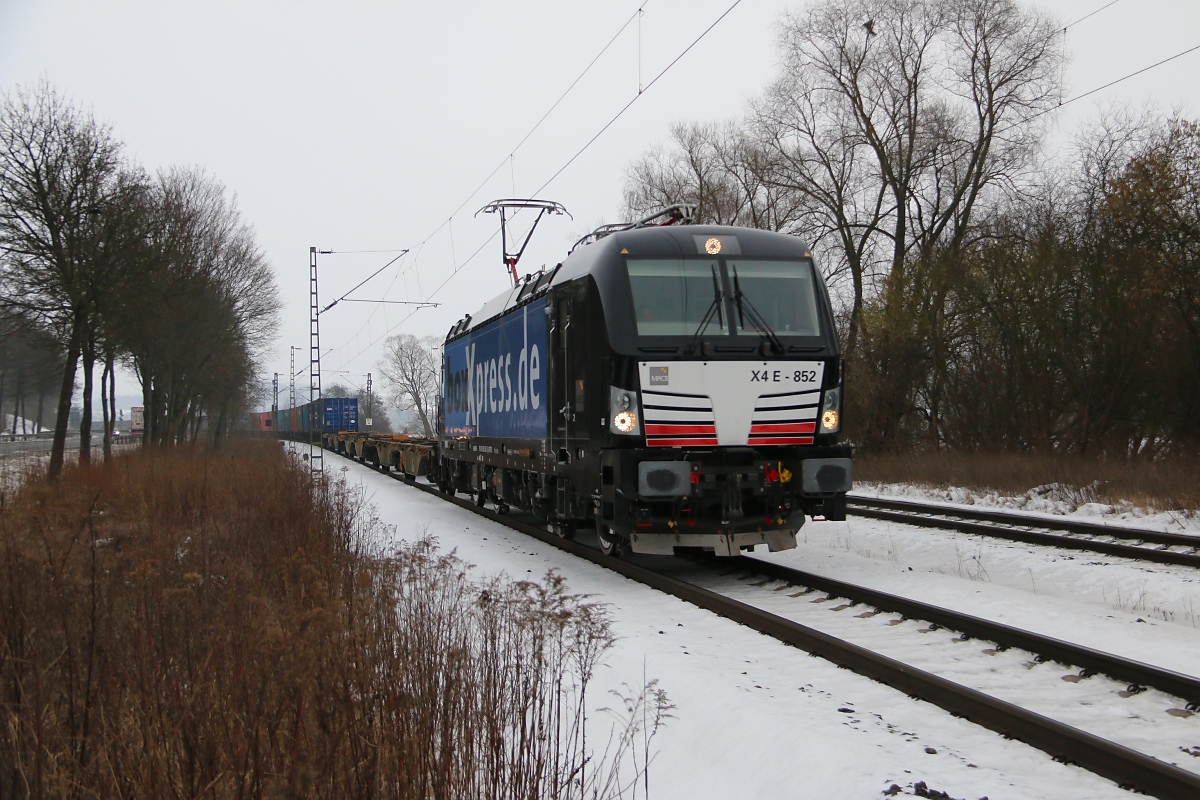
[765,517,1200,672]
[676,562,1200,776]
[327,452,1150,800]
[1,414,49,436]
[854,482,1200,536]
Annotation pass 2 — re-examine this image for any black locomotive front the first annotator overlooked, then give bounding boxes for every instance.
[438,223,851,557]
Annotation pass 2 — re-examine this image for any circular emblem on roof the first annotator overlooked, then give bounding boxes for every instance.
[704,237,722,255]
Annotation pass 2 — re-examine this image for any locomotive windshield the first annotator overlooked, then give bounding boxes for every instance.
[626,257,822,338]
[728,260,821,337]
[628,259,726,336]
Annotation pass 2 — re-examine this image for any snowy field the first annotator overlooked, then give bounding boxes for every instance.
[322,450,1200,800]
[0,439,138,495]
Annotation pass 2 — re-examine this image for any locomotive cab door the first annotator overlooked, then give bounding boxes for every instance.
[552,294,576,460]
[559,284,591,448]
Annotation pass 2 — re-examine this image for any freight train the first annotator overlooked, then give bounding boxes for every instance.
[250,397,359,435]
[266,212,852,557]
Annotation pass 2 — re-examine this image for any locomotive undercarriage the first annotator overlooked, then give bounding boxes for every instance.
[598,446,850,556]
[436,444,850,557]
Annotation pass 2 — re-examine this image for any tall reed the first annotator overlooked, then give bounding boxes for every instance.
[0,442,668,799]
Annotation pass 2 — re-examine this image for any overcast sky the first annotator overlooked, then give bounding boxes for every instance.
[3,0,1199,410]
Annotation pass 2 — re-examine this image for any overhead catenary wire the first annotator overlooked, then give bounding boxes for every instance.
[381,1,652,267]
[1064,0,1123,31]
[1021,40,1200,126]
[531,0,743,199]
[331,0,747,370]
[319,250,409,315]
[323,2,659,363]
[327,0,1140,374]
[322,248,410,254]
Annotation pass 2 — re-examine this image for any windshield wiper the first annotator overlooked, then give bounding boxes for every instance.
[731,265,784,356]
[685,265,724,356]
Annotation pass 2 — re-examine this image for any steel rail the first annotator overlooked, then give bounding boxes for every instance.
[850,496,1200,547]
[847,501,1200,569]
[712,554,1200,707]
[327,448,1200,799]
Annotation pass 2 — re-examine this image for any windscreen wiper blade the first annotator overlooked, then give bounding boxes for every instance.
[686,265,724,356]
[731,265,784,356]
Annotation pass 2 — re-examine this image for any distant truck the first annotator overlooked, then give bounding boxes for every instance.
[131,406,144,436]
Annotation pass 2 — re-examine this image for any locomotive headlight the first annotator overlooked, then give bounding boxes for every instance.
[610,386,641,435]
[613,410,638,433]
[820,386,842,433]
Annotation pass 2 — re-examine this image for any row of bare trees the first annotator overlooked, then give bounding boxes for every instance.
[623,0,1200,455]
[0,80,280,477]
[0,309,63,435]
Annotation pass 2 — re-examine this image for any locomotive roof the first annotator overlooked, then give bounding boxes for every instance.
[552,224,813,287]
[448,225,814,338]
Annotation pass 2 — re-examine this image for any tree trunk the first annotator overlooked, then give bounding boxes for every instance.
[35,389,44,433]
[142,376,154,447]
[189,401,203,444]
[79,334,95,465]
[9,370,20,435]
[101,353,114,461]
[107,355,116,450]
[175,394,193,444]
[212,403,228,446]
[48,311,84,480]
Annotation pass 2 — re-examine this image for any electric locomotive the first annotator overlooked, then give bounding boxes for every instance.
[437,210,852,556]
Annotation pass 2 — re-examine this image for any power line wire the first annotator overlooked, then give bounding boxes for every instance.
[1025,40,1200,125]
[322,3,653,363]
[313,0,1127,381]
[324,248,409,254]
[332,0,746,369]
[319,250,409,314]
[1064,0,1123,32]
[532,0,743,197]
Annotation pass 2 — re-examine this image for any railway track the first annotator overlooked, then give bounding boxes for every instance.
[848,496,1200,569]
[328,447,1200,799]
[698,553,1200,709]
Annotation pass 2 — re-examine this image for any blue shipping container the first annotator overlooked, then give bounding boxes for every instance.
[443,296,548,439]
[323,398,359,432]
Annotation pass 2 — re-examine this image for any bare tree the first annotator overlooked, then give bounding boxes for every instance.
[378,334,439,438]
[623,121,810,232]
[0,80,124,477]
[117,168,280,446]
[753,0,1062,357]
[0,308,63,435]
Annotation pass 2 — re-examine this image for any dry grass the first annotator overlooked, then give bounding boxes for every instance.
[0,442,669,799]
[855,450,1200,513]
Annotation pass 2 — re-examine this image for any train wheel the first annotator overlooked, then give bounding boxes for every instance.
[552,521,576,540]
[597,524,621,557]
[474,490,486,507]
